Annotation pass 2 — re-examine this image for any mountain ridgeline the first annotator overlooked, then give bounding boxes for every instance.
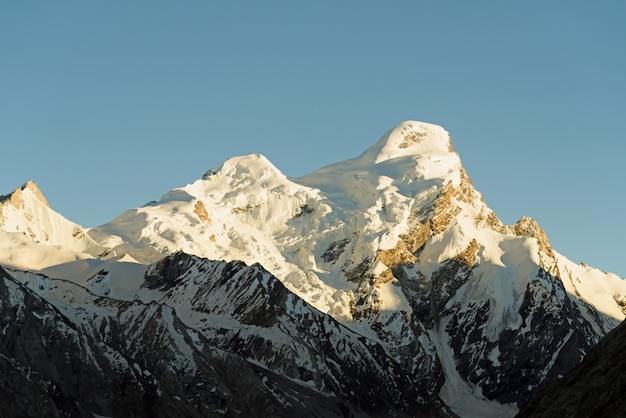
[1,121,624,417]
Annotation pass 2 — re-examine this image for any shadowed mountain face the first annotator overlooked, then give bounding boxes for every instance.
[516,319,626,418]
[0,260,451,418]
[1,121,625,417]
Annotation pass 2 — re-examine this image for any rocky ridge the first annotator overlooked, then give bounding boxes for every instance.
[2,258,449,417]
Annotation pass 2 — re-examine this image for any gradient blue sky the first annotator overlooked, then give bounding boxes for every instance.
[1,2,625,277]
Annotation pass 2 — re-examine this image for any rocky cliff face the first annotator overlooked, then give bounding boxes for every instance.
[1,120,625,417]
[1,258,450,417]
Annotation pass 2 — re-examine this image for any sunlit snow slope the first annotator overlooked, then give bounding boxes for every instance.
[0,181,108,270]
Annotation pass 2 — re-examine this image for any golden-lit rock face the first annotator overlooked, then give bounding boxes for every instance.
[511,217,552,254]
[193,200,211,225]
[1,181,49,209]
[348,163,536,320]
[398,129,430,149]
[455,238,480,267]
[350,170,485,319]
[373,168,482,284]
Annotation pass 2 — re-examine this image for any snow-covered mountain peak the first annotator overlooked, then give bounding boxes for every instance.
[89,150,320,268]
[511,216,552,250]
[300,120,461,193]
[0,181,49,209]
[209,153,287,186]
[1,181,57,235]
[0,181,107,270]
[365,120,454,165]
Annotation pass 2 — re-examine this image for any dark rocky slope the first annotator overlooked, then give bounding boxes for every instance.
[0,260,451,417]
[517,319,626,417]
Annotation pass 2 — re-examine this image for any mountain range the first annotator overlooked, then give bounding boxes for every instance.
[1,120,624,417]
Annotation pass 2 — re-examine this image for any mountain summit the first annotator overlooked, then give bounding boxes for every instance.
[0,181,106,270]
[353,120,454,164]
[1,120,625,417]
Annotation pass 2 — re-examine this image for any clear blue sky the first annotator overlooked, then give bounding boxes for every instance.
[1,1,624,278]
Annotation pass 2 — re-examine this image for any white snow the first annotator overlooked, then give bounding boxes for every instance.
[429,325,518,418]
[0,182,106,258]
[0,230,90,271]
[378,279,411,312]
[557,253,626,330]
